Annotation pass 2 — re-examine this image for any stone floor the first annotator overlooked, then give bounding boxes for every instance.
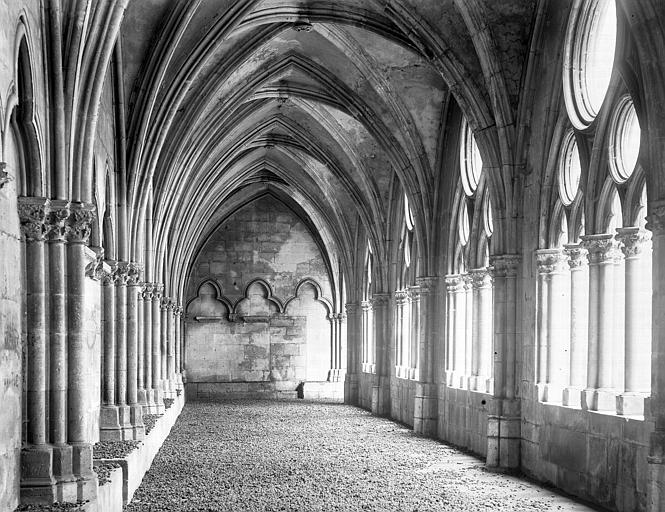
[126,400,600,511]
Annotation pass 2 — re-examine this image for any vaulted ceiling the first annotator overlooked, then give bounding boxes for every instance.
[119,0,536,300]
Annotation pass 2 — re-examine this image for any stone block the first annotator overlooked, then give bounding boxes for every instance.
[587,435,608,478]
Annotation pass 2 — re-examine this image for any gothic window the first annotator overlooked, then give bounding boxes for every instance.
[460,117,483,197]
[563,0,617,129]
[361,244,375,373]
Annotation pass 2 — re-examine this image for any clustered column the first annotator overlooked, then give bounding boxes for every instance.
[562,244,589,407]
[328,312,346,382]
[581,234,623,411]
[344,302,360,403]
[371,293,391,415]
[469,268,492,393]
[616,227,652,415]
[444,275,466,388]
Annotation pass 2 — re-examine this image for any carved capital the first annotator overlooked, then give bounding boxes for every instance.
[535,248,567,274]
[469,268,492,288]
[127,262,143,286]
[18,197,48,242]
[489,254,520,277]
[153,283,164,299]
[445,274,465,292]
[160,296,172,311]
[360,300,372,311]
[581,234,622,264]
[371,293,390,308]
[45,201,70,242]
[563,243,588,269]
[345,302,359,316]
[140,282,154,300]
[65,203,96,244]
[85,247,105,281]
[616,227,652,258]
[394,289,410,304]
[415,276,438,293]
[0,162,11,189]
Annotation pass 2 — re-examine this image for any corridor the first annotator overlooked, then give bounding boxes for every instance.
[127,401,596,511]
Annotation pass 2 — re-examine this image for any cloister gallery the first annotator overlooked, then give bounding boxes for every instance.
[1,0,665,510]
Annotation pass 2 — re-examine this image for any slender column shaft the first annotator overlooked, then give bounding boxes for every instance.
[535,251,552,387]
[598,244,620,389]
[617,227,652,393]
[471,269,492,390]
[47,202,69,445]
[137,289,145,397]
[446,277,465,382]
[114,263,128,406]
[152,285,163,389]
[102,274,116,404]
[161,299,168,387]
[167,303,175,383]
[143,284,153,390]
[444,278,455,377]
[127,267,141,405]
[18,198,49,446]
[547,254,569,390]
[411,286,421,375]
[463,275,473,381]
[66,203,96,444]
[345,303,359,374]
[564,244,589,390]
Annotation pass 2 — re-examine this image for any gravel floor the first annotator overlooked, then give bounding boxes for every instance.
[126,400,597,512]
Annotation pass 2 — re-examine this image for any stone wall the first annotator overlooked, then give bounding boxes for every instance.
[391,377,416,427]
[185,194,334,398]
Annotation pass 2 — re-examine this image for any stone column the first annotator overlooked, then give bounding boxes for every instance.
[161,296,175,398]
[646,206,665,510]
[562,244,589,407]
[444,275,459,386]
[616,227,652,415]
[470,268,493,393]
[18,198,56,501]
[413,277,439,436]
[112,262,131,437]
[445,275,466,388]
[127,264,145,439]
[175,305,184,390]
[463,274,473,388]
[329,312,345,382]
[581,234,622,411]
[394,290,407,376]
[45,201,75,500]
[65,203,98,501]
[151,284,165,412]
[99,266,121,440]
[344,302,360,404]
[371,293,391,415]
[410,284,421,379]
[360,300,372,370]
[486,255,521,470]
[137,283,146,405]
[142,283,157,412]
[535,249,554,400]
[540,249,569,403]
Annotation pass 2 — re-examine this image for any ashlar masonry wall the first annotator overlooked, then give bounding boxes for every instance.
[184,194,334,399]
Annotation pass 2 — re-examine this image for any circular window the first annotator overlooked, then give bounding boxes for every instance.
[563,0,617,129]
[459,199,470,246]
[460,118,483,196]
[609,96,640,183]
[558,132,582,206]
[483,192,494,237]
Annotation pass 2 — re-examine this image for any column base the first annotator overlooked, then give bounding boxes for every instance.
[137,388,148,406]
[413,382,438,436]
[130,404,146,440]
[582,387,618,411]
[20,445,56,503]
[71,443,97,503]
[99,405,123,440]
[147,388,165,414]
[328,369,344,382]
[344,373,359,404]
[52,444,77,503]
[535,382,547,402]
[176,373,184,391]
[162,378,176,399]
[486,398,521,471]
[371,376,390,416]
[562,386,585,408]
[543,383,564,404]
[617,392,647,416]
